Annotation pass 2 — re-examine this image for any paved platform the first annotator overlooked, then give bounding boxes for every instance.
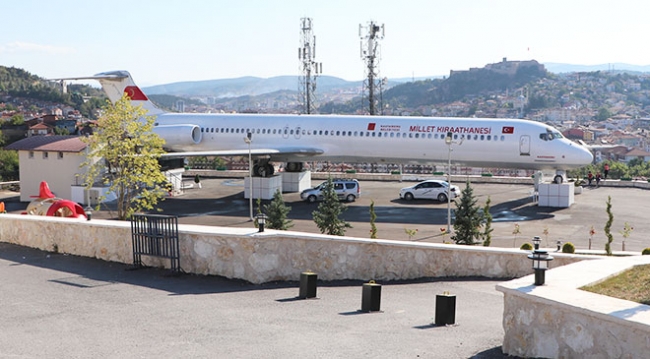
[0,243,508,358]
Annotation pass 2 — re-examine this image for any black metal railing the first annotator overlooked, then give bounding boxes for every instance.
[130,214,180,273]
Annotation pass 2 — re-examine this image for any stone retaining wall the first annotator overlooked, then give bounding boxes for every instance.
[0,214,588,283]
[497,255,650,358]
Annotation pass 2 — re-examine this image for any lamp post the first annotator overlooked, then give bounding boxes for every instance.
[528,249,553,285]
[444,131,455,233]
[256,212,268,232]
[532,236,541,250]
[244,132,253,221]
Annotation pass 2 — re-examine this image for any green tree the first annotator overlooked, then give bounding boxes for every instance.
[596,107,612,121]
[312,176,351,236]
[264,189,293,230]
[81,94,167,220]
[0,150,19,181]
[451,181,482,245]
[481,196,493,246]
[369,200,378,239]
[604,196,614,256]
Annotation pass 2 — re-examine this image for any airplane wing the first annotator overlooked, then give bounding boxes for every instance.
[159,147,324,158]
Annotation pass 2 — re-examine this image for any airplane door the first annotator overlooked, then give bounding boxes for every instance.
[282,126,290,139]
[519,135,531,156]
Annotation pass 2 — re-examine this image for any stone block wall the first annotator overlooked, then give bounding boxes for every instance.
[0,214,587,284]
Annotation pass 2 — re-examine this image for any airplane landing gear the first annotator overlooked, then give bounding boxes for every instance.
[285,162,304,172]
[553,170,566,184]
[253,160,275,177]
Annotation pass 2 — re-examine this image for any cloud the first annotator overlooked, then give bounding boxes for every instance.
[0,41,75,55]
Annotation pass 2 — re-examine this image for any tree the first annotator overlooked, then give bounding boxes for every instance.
[604,196,614,256]
[264,189,293,230]
[451,181,482,245]
[369,200,377,239]
[0,150,19,181]
[312,176,351,236]
[481,196,493,246]
[81,94,167,220]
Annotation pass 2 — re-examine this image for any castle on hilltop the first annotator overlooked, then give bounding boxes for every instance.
[450,58,545,77]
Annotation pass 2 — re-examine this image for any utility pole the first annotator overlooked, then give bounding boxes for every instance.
[360,21,385,115]
[298,17,322,114]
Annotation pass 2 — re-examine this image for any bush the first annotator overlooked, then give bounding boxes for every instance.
[562,242,576,253]
[642,248,650,255]
[520,242,533,250]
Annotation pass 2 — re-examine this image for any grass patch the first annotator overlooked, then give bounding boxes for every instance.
[581,264,650,305]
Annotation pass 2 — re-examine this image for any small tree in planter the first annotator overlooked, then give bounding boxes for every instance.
[194,174,202,189]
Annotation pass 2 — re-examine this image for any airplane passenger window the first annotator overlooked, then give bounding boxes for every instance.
[480,135,485,140]
[342,131,346,136]
[201,128,204,132]
[390,133,395,138]
[473,135,478,140]
[302,130,306,135]
[454,134,459,140]
[336,131,340,136]
[290,130,294,135]
[500,136,505,141]
[372,132,376,137]
[324,131,328,135]
[415,133,419,138]
[348,131,352,136]
[428,134,432,139]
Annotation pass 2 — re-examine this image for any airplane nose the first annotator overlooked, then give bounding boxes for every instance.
[574,143,594,165]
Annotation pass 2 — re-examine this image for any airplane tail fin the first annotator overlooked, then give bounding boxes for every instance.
[52,71,164,116]
[93,71,164,115]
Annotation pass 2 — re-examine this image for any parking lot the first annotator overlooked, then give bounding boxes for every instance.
[97,176,650,253]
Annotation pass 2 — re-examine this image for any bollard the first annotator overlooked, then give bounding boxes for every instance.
[361,280,381,312]
[435,292,456,325]
[299,271,318,299]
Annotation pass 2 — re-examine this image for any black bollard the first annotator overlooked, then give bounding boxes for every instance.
[361,280,382,312]
[299,271,318,299]
[435,292,456,325]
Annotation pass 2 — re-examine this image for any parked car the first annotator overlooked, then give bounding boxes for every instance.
[399,180,460,202]
[300,179,360,203]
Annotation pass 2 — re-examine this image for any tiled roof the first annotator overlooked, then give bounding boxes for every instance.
[5,135,87,153]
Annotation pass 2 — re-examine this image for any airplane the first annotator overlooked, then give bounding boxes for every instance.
[56,71,593,183]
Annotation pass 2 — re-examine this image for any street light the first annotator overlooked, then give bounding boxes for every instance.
[444,131,459,233]
[244,132,253,221]
[532,236,541,250]
[256,212,268,232]
[528,249,553,285]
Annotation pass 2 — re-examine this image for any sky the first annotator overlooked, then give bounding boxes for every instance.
[2,0,650,86]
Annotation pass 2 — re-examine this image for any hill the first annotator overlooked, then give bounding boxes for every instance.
[142,75,362,99]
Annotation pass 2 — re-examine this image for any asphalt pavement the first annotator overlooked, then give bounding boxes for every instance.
[0,242,507,358]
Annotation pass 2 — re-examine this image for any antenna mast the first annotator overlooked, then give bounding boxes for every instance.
[360,21,385,115]
[298,17,322,114]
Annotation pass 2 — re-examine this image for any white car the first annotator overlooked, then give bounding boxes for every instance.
[399,180,460,202]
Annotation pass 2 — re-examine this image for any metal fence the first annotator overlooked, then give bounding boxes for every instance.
[130,214,180,273]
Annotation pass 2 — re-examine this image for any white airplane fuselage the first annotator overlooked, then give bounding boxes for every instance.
[154,112,593,170]
[55,71,593,173]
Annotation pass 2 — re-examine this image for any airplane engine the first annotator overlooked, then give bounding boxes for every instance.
[154,124,202,149]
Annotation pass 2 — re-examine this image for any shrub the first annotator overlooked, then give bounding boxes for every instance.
[520,242,533,250]
[642,248,650,255]
[562,242,576,253]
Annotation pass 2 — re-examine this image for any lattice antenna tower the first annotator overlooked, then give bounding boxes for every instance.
[298,17,322,114]
[359,21,384,115]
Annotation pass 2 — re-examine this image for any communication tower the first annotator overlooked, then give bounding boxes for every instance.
[359,21,385,115]
[298,17,322,114]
